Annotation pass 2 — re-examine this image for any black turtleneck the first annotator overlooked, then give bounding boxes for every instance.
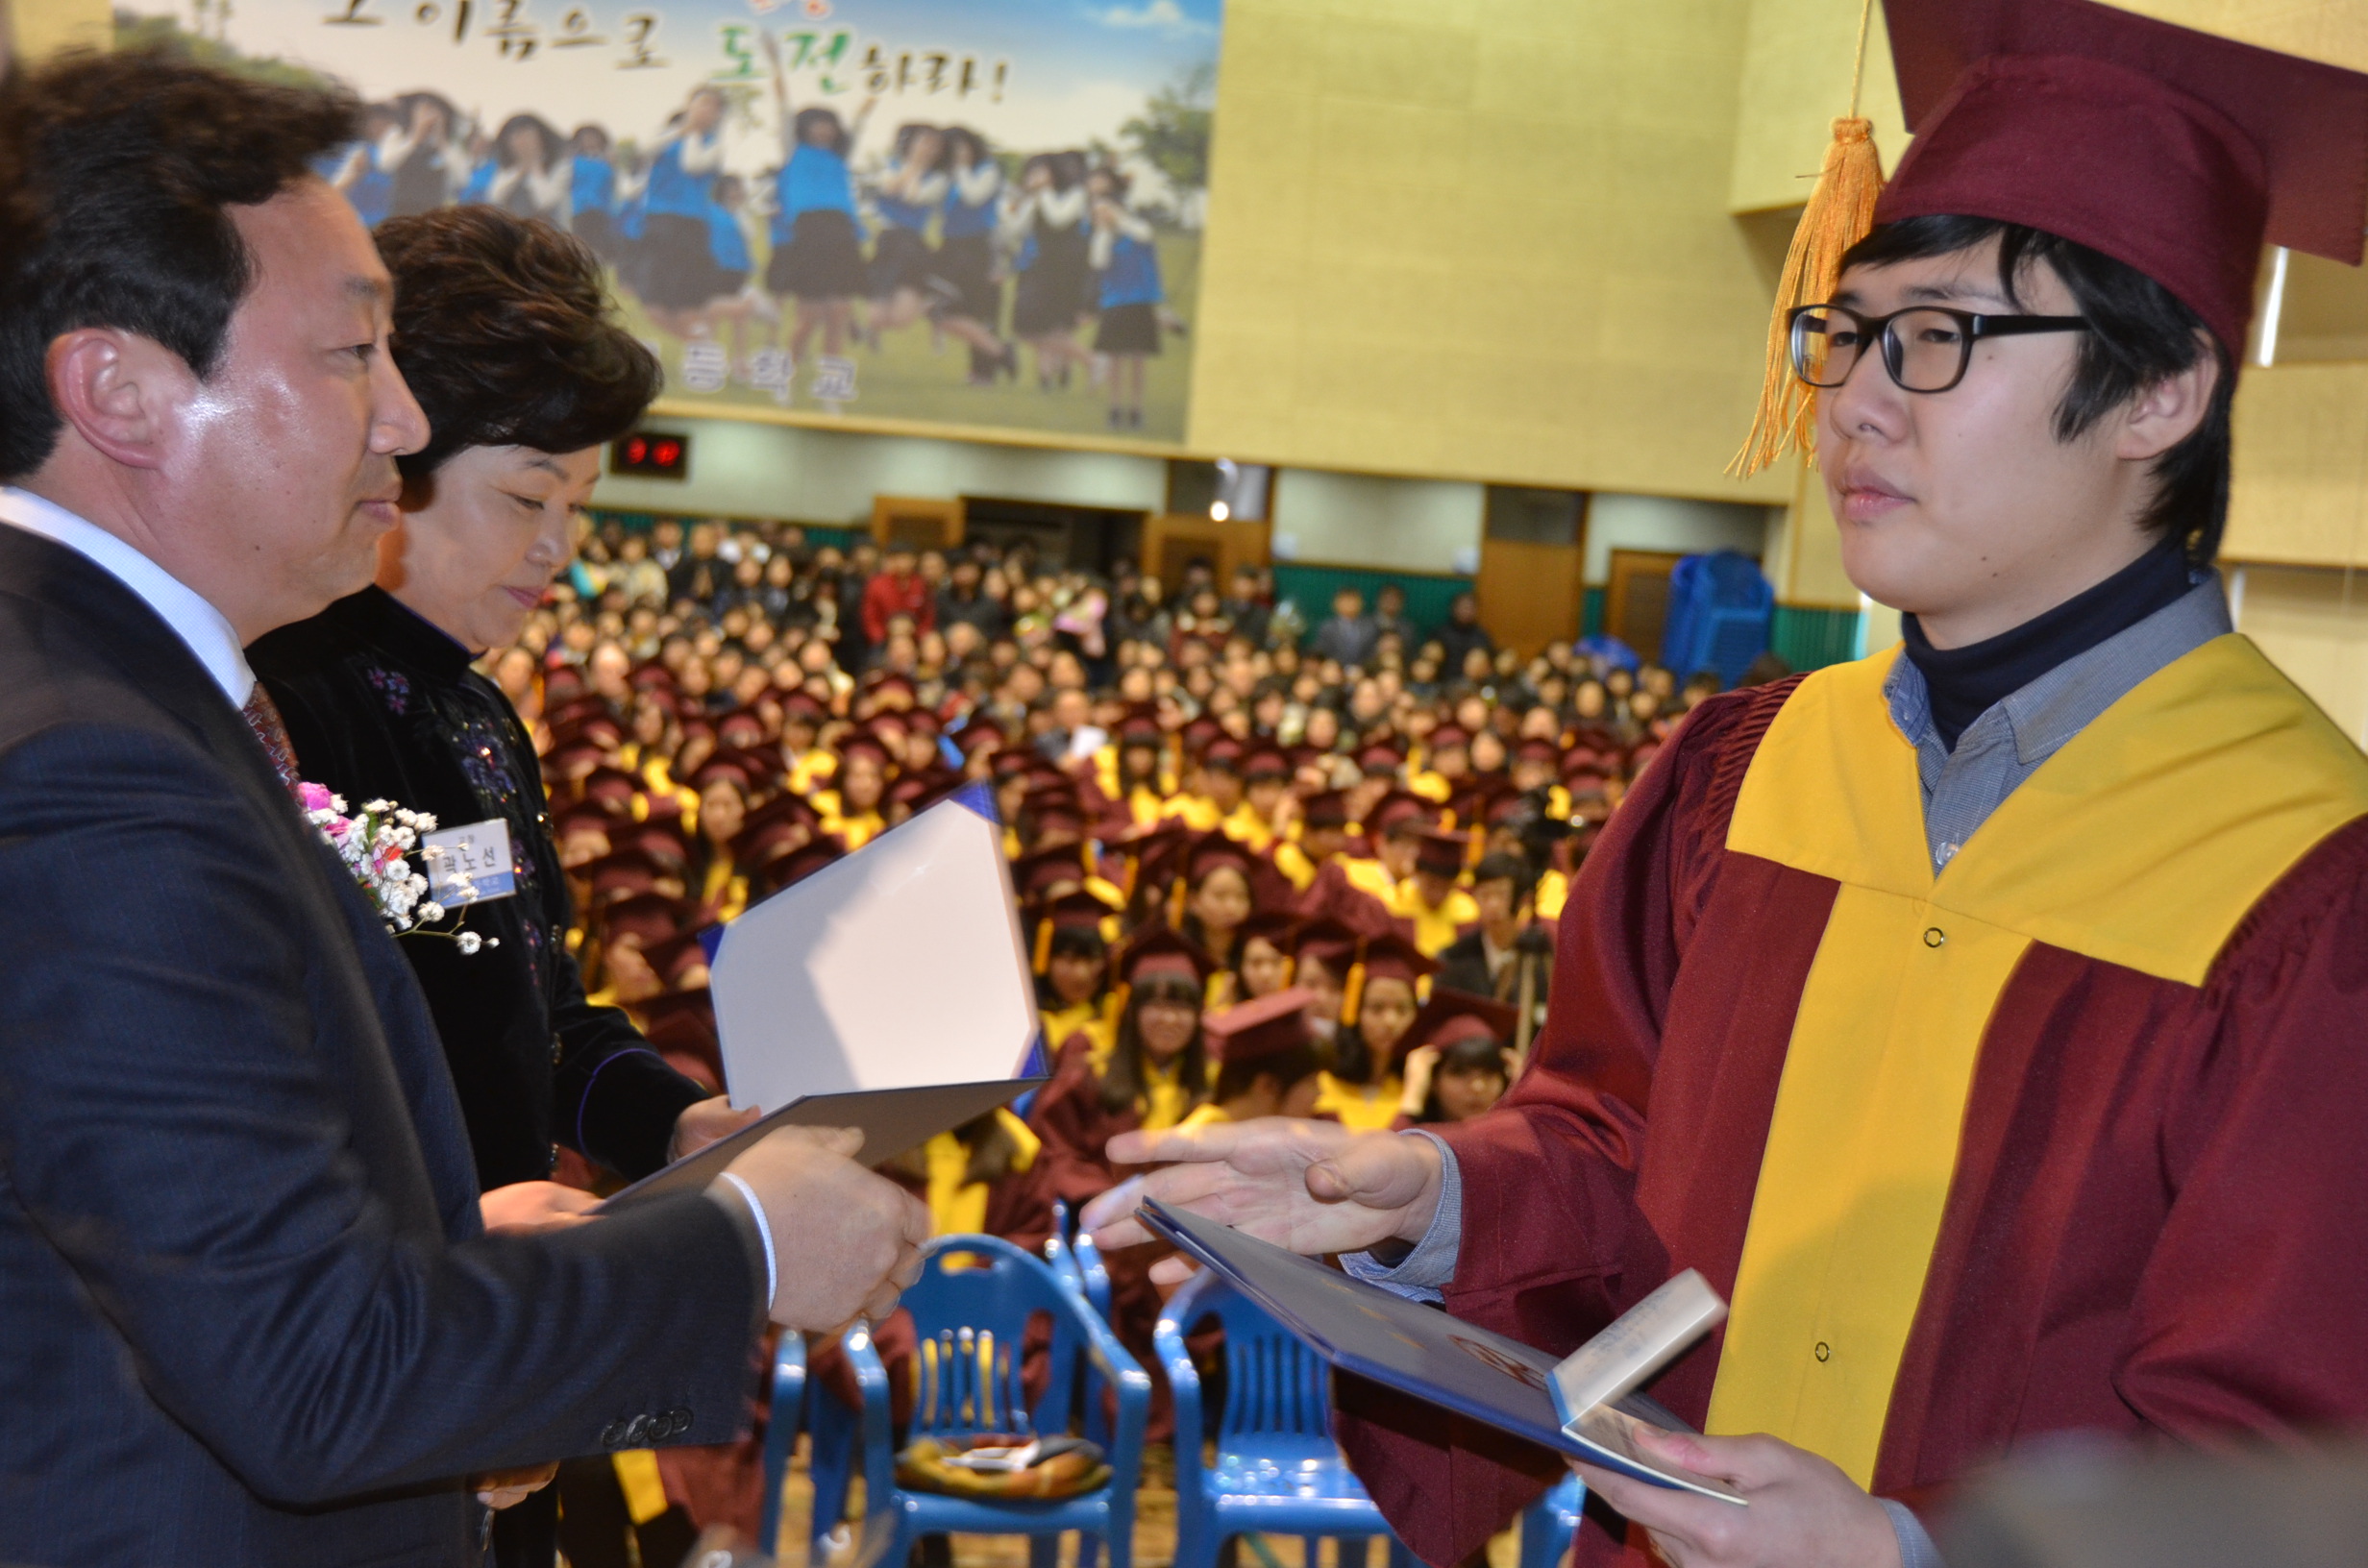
[1901,538,2195,751]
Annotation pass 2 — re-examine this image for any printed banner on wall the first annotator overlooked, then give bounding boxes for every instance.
[123,0,1221,443]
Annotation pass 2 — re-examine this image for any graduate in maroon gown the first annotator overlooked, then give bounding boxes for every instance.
[1027,923,1217,1439]
[1088,3,2368,1564]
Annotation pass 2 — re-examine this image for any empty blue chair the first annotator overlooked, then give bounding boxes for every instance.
[1069,1223,1115,1325]
[1518,1471,1589,1568]
[1156,1268,1414,1568]
[835,1234,1151,1568]
[1660,550,1773,687]
[756,1331,807,1558]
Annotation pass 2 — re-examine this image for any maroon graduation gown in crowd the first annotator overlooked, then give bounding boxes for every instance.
[1335,675,2368,1566]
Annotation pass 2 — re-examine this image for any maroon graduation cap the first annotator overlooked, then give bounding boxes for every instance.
[1876,0,2368,355]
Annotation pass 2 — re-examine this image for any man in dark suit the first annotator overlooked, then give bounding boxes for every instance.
[0,50,927,1566]
[1432,852,1553,1059]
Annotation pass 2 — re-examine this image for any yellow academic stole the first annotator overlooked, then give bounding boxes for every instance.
[1708,635,2368,1485]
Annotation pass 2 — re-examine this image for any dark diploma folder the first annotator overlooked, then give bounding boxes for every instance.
[1140,1198,1744,1503]
[600,1076,1046,1211]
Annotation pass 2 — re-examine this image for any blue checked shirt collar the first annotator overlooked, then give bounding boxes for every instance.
[1884,574,2233,875]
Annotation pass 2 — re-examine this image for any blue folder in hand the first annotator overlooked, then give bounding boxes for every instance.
[1138,1199,1745,1504]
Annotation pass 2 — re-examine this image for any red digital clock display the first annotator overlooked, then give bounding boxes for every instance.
[611,432,689,478]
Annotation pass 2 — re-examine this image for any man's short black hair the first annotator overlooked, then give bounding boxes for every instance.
[1840,215,2234,563]
[0,49,361,479]
[374,206,660,480]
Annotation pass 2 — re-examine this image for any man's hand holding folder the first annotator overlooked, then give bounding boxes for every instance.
[710,1124,930,1331]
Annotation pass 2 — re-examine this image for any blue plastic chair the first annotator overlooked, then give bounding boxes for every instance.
[1157,1268,1415,1568]
[1517,1471,1588,1568]
[836,1234,1152,1568]
[756,1331,808,1558]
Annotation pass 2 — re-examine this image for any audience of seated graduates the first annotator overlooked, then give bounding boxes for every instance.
[483,511,1764,1493]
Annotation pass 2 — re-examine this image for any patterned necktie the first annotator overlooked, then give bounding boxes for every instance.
[241,683,304,801]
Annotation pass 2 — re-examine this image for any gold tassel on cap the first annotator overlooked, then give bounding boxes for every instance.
[1731,0,1887,478]
[1032,918,1053,975]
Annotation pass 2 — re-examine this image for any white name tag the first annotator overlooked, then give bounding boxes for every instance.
[423,818,517,905]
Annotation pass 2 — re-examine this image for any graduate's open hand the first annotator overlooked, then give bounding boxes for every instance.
[1571,1428,1901,1568]
[1083,1118,1443,1284]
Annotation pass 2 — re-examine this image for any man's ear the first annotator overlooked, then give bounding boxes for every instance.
[2114,331,2222,463]
[44,329,194,471]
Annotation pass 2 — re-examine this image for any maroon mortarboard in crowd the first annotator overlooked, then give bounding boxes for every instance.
[617,818,692,871]
[1299,789,1353,831]
[542,736,606,784]
[637,986,721,1088]
[1352,931,1436,988]
[1413,828,1468,881]
[752,836,846,899]
[1012,841,1094,903]
[584,848,674,904]
[1114,922,1218,990]
[1183,829,1257,886]
[1877,0,2368,356]
[553,801,616,859]
[1409,986,1517,1055]
[643,928,713,990]
[1289,917,1359,979]
[600,891,684,949]
[1244,746,1291,782]
[580,764,645,813]
[1234,908,1299,953]
[1203,986,1318,1066]
[1366,790,1434,839]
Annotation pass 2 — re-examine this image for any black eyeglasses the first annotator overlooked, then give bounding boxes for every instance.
[1788,304,2090,394]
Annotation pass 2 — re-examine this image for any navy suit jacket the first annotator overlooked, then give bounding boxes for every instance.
[0,528,763,1566]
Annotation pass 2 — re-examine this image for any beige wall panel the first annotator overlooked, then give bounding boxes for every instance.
[1188,0,1790,504]
[1729,0,1909,214]
[2225,364,2368,569]
[2091,0,2368,72]
[2232,565,2368,746]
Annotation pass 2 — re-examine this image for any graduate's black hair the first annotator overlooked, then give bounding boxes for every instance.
[1212,1041,1322,1107]
[1840,215,2234,565]
[1098,971,1209,1118]
[1033,925,1108,1013]
[0,49,361,479]
[374,205,660,481]
[1416,1035,1513,1125]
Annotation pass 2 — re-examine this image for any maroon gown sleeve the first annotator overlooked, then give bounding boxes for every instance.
[2122,817,2368,1437]
[1025,1033,1134,1211]
[1334,681,1796,1568]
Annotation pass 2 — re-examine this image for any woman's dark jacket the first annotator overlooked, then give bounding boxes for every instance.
[251,587,703,1190]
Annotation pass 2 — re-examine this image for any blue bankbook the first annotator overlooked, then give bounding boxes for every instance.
[1139,1199,1745,1504]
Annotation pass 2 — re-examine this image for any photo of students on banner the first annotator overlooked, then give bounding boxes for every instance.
[125,0,1220,442]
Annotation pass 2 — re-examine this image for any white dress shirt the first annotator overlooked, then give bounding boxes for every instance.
[0,485,254,707]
